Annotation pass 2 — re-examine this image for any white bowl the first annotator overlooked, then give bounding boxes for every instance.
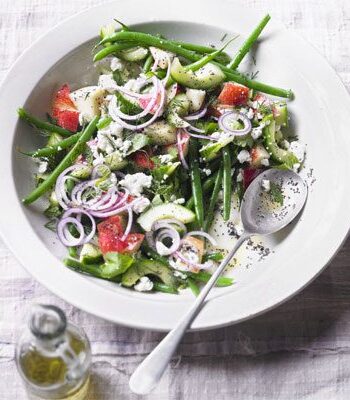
[1,0,350,331]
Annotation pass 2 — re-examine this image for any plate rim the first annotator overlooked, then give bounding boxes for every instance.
[1,0,350,331]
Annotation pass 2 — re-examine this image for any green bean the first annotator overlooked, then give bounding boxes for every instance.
[188,271,233,287]
[98,31,292,98]
[184,36,237,72]
[153,282,178,294]
[96,116,112,130]
[203,252,224,262]
[169,40,231,64]
[68,247,78,259]
[204,166,223,231]
[23,117,98,205]
[143,54,154,72]
[26,132,82,158]
[18,108,73,137]
[187,278,200,296]
[228,14,271,70]
[93,41,140,62]
[189,139,204,227]
[222,147,232,221]
[186,170,219,209]
[141,243,169,266]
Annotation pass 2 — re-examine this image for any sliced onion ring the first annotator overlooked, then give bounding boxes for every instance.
[184,107,208,121]
[185,230,217,246]
[218,111,252,136]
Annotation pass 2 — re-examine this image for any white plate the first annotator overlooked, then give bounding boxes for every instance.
[1,0,350,332]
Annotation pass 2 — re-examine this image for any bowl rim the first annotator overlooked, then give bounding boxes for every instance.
[1,0,350,332]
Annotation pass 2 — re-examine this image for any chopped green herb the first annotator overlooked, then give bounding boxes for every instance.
[269,182,284,205]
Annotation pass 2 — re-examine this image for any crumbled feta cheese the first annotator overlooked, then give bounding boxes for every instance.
[110,57,124,72]
[261,158,270,167]
[202,168,211,176]
[120,173,152,196]
[185,88,206,112]
[236,171,243,182]
[119,139,132,156]
[173,198,185,205]
[132,197,151,214]
[37,161,48,174]
[158,154,173,164]
[251,126,263,140]
[174,270,187,280]
[237,149,252,164]
[281,139,290,150]
[98,74,118,93]
[149,47,174,69]
[163,174,169,181]
[134,276,154,292]
[240,107,254,120]
[96,132,115,154]
[98,121,123,137]
[261,179,271,192]
[289,141,306,163]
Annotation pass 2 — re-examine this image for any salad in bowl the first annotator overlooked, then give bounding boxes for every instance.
[19,15,305,295]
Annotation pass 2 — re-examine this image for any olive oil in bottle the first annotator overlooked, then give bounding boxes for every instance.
[16,304,91,400]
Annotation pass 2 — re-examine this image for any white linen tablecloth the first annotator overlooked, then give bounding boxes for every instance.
[1,1,350,399]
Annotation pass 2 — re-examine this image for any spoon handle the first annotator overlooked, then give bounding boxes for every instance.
[129,234,250,395]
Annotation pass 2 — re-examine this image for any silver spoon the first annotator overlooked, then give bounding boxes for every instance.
[129,168,308,395]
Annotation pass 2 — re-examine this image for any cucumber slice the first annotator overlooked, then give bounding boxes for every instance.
[263,114,298,168]
[121,259,176,288]
[119,47,148,62]
[137,203,196,232]
[274,102,288,127]
[171,57,225,90]
[200,137,233,161]
[70,165,93,179]
[80,243,103,265]
[166,93,190,128]
[144,120,177,145]
[104,151,128,171]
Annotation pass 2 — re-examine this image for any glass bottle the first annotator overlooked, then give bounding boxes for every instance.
[15,304,91,400]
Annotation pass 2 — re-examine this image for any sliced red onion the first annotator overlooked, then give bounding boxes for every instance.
[187,124,205,134]
[88,200,134,218]
[184,107,208,121]
[110,84,149,100]
[185,231,217,246]
[55,165,85,210]
[111,77,159,121]
[218,111,252,136]
[151,58,159,72]
[121,206,133,240]
[152,218,187,233]
[177,130,189,170]
[183,128,219,142]
[108,79,166,131]
[58,217,85,247]
[162,55,172,86]
[57,208,96,247]
[172,251,212,271]
[155,228,181,256]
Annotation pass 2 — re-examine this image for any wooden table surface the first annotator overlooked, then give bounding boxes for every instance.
[1,1,350,399]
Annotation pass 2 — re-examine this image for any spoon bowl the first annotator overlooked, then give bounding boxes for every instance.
[241,169,308,235]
